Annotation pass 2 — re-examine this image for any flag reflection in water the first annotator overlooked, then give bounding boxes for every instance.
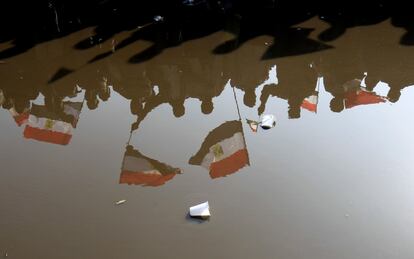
[23,101,83,145]
[301,77,322,113]
[189,120,249,179]
[120,145,181,187]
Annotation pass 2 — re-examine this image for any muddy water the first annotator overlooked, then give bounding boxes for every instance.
[1,17,414,259]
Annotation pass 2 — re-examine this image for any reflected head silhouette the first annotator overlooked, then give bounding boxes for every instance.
[387,87,401,103]
[288,105,301,119]
[172,101,185,118]
[98,85,111,101]
[86,94,99,110]
[201,99,214,114]
[330,96,344,113]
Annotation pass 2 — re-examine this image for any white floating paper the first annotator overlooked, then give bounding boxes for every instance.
[189,201,210,217]
[115,200,126,205]
[260,114,275,129]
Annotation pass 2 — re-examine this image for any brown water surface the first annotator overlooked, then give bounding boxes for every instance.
[1,17,414,259]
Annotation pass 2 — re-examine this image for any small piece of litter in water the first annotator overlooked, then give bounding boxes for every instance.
[115,200,126,205]
[154,15,164,22]
[4,252,7,257]
[345,213,350,218]
[189,201,210,218]
[260,114,276,130]
[246,119,259,133]
[264,42,269,45]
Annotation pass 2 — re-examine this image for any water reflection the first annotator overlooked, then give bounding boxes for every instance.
[3,7,414,258]
[23,100,83,145]
[300,77,321,113]
[0,17,413,179]
[330,78,387,113]
[120,145,181,187]
[258,60,318,118]
[189,120,249,179]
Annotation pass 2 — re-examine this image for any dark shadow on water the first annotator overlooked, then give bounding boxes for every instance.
[261,28,333,60]
[185,212,210,224]
[48,67,75,84]
[1,1,414,63]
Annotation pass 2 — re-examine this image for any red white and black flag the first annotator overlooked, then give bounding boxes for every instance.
[301,77,321,113]
[189,120,249,179]
[120,145,181,187]
[9,107,29,127]
[23,102,83,145]
[342,79,387,109]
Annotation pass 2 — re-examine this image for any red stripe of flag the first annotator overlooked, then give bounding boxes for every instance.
[119,171,176,186]
[210,149,249,179]
[301,99,317,112]
[23,126,72,145]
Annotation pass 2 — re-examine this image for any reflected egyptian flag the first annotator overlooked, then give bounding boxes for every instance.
[23,102,83,145]
[344,88,386,109]
[189,120,249,179]
[301,78,321,113]
[120,145,180,187]
[341,79,386,109]
[9,107,29,126]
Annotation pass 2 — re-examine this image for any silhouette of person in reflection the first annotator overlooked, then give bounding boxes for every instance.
[119,144,181,187]
[223,44,273,108]
[0,80,39,126]
[258,62,317,119]
[359,48,414,104]
[41,83,81,118]
[185,66,226,115]
[0,92,31,127]
[189,120,249,179]
[126,42,227,123]
[77,76,111,110]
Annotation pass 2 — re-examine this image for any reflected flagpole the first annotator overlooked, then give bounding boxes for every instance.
[231,81,250,166]
[231,81,242,121]
[315,77,321,114]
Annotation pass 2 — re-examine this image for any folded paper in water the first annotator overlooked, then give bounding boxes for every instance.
[189,201,210,217]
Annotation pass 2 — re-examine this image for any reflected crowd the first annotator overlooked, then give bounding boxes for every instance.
[1,10,414,187]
